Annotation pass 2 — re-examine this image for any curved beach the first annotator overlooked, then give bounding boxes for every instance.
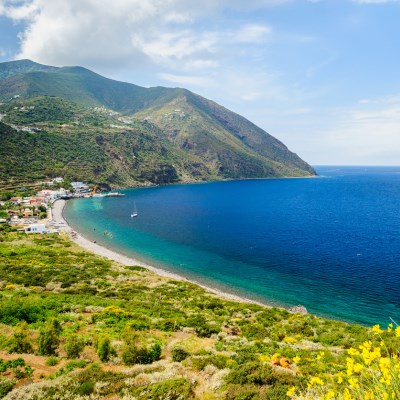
[52,199,268,306]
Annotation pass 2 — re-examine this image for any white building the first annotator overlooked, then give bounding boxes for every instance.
[24,224,55,234]
[71,182,89,192]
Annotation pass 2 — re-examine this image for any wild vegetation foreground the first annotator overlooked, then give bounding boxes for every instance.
[0,229,399,399]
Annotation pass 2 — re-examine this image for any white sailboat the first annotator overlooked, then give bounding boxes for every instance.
[130,202,138,218]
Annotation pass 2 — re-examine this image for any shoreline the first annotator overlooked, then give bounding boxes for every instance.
[51,199,269,306]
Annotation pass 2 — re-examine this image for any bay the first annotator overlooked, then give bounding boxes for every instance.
[64,166,400,326]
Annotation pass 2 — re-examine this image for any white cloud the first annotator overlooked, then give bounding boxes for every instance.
[231,24,271,43]
[158,72,215,88]
[0,0,276,77]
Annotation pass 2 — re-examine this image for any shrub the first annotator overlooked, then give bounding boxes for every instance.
[96,334,114,362]
[121,329,162,366]
[65,360,87,372]
[122,343,162,366]
[76,381,94,396]
[225,384,261,400]
[45,357,59,366]
[130,378,193,399]
[0,378,15,398]
[37,323,59,356]
[186,315,220,338]
[0,300,46,325]
[172,347,189,362]
[8,322,33,354]
[64,335,85,359]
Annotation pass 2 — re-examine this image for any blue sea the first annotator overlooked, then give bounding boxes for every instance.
[64,166,400,326]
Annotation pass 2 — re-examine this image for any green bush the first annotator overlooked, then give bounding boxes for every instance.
[37,323,59,356]
[122,343,161,366]
[96,334,114,362]
[186,315,220,338]
[45,357,59,366]
[0,300,46,325]
[0,378,15,398]
[171,347,189,362]
[76,381,94,396]
[225,384,261,400]
[8,322,33,354]
[130,378,193,400]
[65,360,87,372]
[64,335,85,359]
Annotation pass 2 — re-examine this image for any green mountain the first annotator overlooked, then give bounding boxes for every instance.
[0,60,315,187]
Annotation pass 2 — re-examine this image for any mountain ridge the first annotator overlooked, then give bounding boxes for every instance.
[0,59,315,187]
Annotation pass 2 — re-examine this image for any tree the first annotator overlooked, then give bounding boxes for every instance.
[38,205,47,213]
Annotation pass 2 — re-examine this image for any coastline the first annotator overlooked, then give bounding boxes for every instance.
[52,199,268,306]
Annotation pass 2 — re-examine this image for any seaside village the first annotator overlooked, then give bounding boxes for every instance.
[0,178,123,234]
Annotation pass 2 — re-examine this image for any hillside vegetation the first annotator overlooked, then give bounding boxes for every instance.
[0,60,315,187]
[0,230,398,399]
[0,98,212,189]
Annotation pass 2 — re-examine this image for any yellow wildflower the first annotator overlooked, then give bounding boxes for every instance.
[348,377,359,389]
[343,388,354,400]
[353,362,363,373]
[387,323,393,332]
[293,356,301,364]
[271,352,280,361]
[283,336,298,343]
[286,386,296,397]
[226,359,237,367]
[346,357,354,376]
[359,340,372,351]
[359,341,380,365]
[365,391,374,400]
[337,372,344,384]
[317,351,325,360]
[307,376,324,388]
[259,354,269,363]
[379,357,391,385]
[372,324,384,335]
[347,348,359,356]
[325,391,335,400]
[395,326,400,337]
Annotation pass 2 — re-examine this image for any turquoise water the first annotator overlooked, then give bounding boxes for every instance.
[64,166,400,326]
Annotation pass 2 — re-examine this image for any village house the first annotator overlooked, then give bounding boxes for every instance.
[24,224,54,234]
[71,182,89,193]
[10,197,22,205]
[23,208,34,218]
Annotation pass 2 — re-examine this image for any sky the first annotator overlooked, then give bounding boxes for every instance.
[0,0,400,165]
